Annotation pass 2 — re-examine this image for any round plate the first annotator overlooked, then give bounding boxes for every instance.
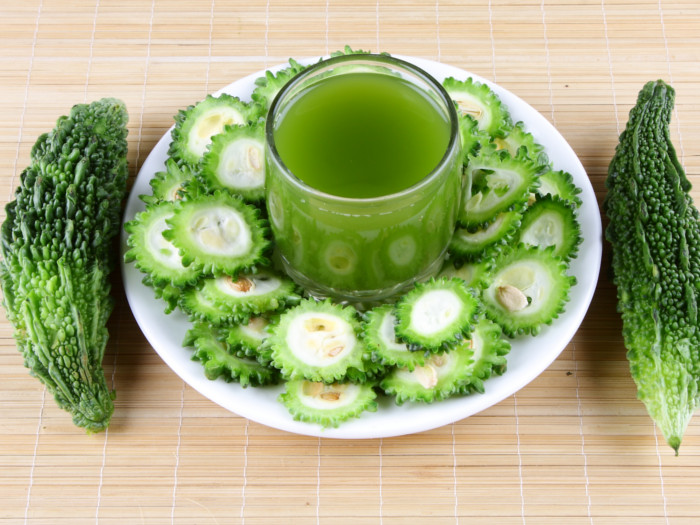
[120,55,602,439]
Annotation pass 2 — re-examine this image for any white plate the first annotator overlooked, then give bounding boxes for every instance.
[120,56,602,439]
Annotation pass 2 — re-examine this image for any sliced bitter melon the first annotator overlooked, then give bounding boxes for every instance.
[362,305,427,371]
[163,191,271,276]
[443,77,512,138]
[179,285,244,326]
[536,169,583,207]
[184,322,279,386]
[460,149,541,228]
[198,270,301,320]
[227,315,275,364]
[394,278,479,352]
[381,315,510,403]
[279,379,377,428]
[200,121,266,202]
[123,201,201,287]
[493,121,549,168]
[143,158,195,205]
[267,298,366,382]
[481,244,576,337]
[251,58,308,112]
[438,259,493,291]
[449,210,522,262]
[517,194,582,262]
[380,346,473,404]
[169,94,259,167]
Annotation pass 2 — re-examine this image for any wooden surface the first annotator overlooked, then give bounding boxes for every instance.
[2,0,700,523]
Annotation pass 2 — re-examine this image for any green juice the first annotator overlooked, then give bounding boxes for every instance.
[273,73,451,199]
[265,57,462,301]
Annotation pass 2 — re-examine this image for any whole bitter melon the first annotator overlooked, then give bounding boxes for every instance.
[604,80,700,454]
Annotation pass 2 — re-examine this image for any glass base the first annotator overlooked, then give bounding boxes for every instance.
[277,250,448,310]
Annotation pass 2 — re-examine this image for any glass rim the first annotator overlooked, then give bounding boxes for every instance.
[265,53,461,205]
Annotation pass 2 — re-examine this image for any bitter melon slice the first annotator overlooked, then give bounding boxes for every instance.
[536,169,583,207]
[184,323,279,386]
[380,315,510,403]
[169,94,259,167]
[362,305,427,371]
[517,194,582,262]
[226,315,275,364]
[460,149,541,228]
[443,77,512,138]
[123,201,201,287]
[394,278,479,352]
[493,121,549,168]
[163,191,271,276]
[267,298,366,382]
[481,244,575,337]
[279,379,377,428]
[251,58,308,112]
[143,158,195,205]
[449,210,522,262]
[198,270,301,319]
[200,122,266,202]
[437,259,493,291]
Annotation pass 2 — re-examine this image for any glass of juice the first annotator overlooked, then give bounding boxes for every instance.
[265,54,462,303]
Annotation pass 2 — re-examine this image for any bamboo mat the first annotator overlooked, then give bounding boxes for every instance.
[2,0,700,523]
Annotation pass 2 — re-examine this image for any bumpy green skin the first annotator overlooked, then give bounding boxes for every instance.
[604,79,700,454]
[394,278,479,352]
[517,194,582,262]
[279,379,378,428]
[226,315,275,365]
[163,191,271,276]
[184,323,279,386]
[168,94,260,167]
[481,245,575,337]
[443,77,512,137]
[266,298,367,382]
[200,122,266,202]
[381,316,510,404]
[449,210,522,262]
[0,98,129,433]
[460,149,541,228]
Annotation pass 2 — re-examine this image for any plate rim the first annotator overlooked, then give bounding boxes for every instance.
[120,54,603,439]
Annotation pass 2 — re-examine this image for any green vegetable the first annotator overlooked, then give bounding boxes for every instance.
[480,244,575,337]
[362,305,427,371]
[604,79,700,454]
[168,94,260,167]
[184,323,279,386]
[267,298,367,382]
[250,58,308,112]
[381,316,510,404]
[200,121,266,202]
[517,194,582,262]
[536,169,582,207]
[449,210,522,262]
[163,191,271,276]
[123,201,201,288]
[196,270,301,320]
[460,149,541,228]
[279,379,378,428]
[394,277,479,352]
[0,98,129,432]
[143,158,195,204]
[442,77,512,137]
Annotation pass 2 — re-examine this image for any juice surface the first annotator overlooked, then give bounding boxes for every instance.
[273,72,451,199]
